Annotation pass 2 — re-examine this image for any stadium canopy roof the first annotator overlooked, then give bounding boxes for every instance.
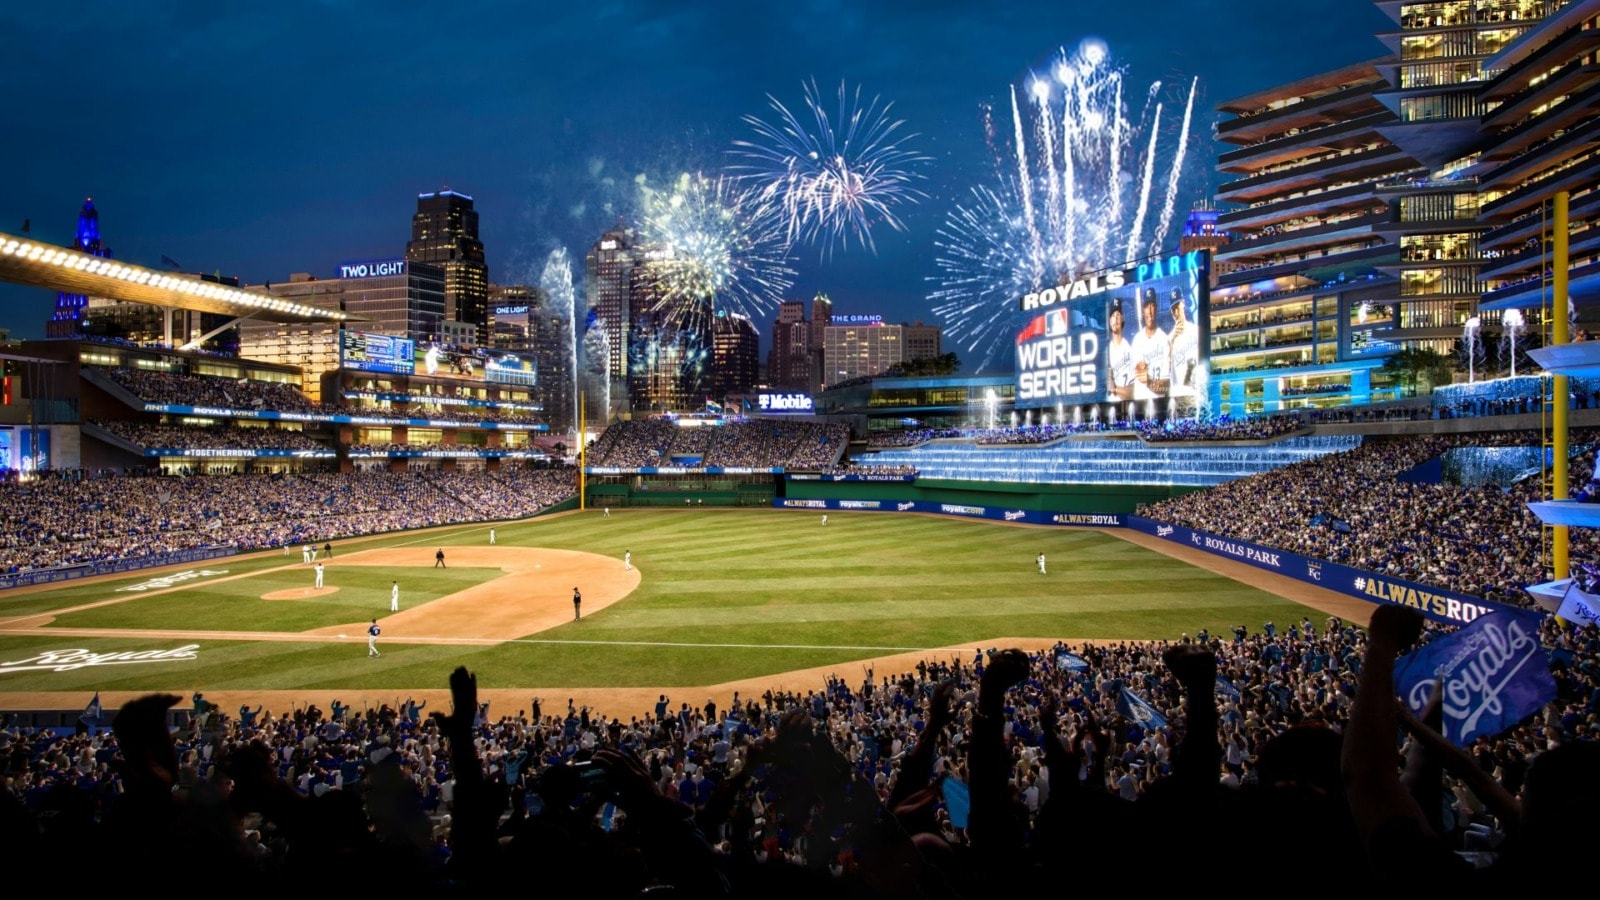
[0,231,355,325]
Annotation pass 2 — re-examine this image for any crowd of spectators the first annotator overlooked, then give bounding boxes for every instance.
[1139,430,1600,608]
[866,428,964,448]
[0,468,576,575]
[2,609,1594,889]
[102,368,547,428]
[867,421,1135,450]
[102,368,320,414]
[1307,404,1433,424]
[820,463,919,477]
[92,420,325,453]
[1135,414,1302,443]
[588,420,849,470]
[973,421,1131,445]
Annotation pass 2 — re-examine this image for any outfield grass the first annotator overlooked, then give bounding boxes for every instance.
[0,509,1319,693]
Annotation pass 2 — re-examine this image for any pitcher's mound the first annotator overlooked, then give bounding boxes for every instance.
[264,586,341,600]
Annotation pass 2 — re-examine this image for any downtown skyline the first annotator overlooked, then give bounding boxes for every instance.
[0,1,1393,356]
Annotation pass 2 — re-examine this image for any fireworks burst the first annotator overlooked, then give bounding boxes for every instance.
[930,39,1203,371]
[635,170,795,329]
[733,79,929,255]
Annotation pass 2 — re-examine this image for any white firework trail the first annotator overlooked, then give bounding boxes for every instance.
[538,248,578,433]
[1151,76,1200,252]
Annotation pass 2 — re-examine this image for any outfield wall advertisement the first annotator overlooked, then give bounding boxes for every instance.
[1124,515,1521,626]
[774,498,1123,527]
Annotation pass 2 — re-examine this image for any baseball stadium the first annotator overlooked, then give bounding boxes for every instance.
[3,274,1599,888]
[6,3,1600,876]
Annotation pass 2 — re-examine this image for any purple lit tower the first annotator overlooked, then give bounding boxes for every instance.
[45,198,113,337]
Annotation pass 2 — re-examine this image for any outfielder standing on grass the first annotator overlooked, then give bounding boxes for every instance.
[391,581,399,612]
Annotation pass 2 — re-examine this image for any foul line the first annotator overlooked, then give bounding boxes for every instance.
[0,627,961,654]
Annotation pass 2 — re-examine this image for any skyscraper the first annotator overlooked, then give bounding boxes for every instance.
[712,310,760,399]
[584,224,640,416]
[405,189,489,345]
[489,283,574,432]
[46,198,112,338]
[626,260,711,414]
[809,293,833,393]
[768,299,810,390]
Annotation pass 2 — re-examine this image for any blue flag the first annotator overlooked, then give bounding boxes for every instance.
[1394,609,1556,746]
[80,691,102,726]
[1056,651,1090,672]
[941,777,971,829]
[1214,675,1241,702]
[1116,686,1168,730]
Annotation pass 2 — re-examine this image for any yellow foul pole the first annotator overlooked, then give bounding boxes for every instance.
[1554,191,1570,579]
[579,391,587,511]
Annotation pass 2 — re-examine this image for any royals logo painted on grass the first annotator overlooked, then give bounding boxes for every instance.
[0,644,202,674]
[115,569,230,592]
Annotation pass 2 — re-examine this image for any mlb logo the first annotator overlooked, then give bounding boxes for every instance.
[1044,309,1071,337]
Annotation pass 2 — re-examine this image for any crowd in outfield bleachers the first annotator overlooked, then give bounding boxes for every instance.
[2,609,1595,890]
[1135,414,1302,442]
[1139,431,1600,609]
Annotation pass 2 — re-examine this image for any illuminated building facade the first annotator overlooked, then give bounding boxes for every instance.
[46,198,112,338]
[406,190,489,345]
[238,263,444,401]
[490,283,574,432]
[711,310,760,398]
[584,224,642,413]
[768,299,810,390]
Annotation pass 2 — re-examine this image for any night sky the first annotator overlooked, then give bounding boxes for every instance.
[1,1,1392,355]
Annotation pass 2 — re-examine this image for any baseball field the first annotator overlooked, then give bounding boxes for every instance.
[0,507,1372,719]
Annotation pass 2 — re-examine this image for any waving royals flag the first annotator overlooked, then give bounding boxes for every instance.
[1116,686,1168,730]
[1557,583,1600,628]
[1393,608,1556,747]
[1214,675,1241,702]
[80,691,102,727]
[1056,651,1090,672]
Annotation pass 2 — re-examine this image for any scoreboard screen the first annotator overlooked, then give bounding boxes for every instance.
[340,331,416,375]
[1014,251,1209,412]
